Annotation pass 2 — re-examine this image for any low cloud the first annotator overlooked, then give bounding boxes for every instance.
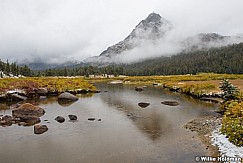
[0,0,243,64]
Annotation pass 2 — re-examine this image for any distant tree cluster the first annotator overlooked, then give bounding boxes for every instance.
[2,42,243,77]
[0,59,32,77]
[34,66,124,77]
[122,43,243,76]
[36,43,243,77]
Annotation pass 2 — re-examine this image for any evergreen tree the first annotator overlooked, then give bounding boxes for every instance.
[220,79,240,101]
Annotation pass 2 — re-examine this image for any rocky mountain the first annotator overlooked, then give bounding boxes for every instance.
[84,13,243,66]
[84,12,172,65]
[182,33,243,52]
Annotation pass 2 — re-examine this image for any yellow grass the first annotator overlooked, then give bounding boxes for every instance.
[0,77,96,93]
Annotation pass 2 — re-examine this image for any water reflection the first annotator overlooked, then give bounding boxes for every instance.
[0,84,218,163]
[96,84,175,141]
[96,84,218,141]
[57,100,77,107]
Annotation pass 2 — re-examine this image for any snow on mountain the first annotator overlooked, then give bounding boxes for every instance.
[84,12,172,65]
[84,13,243,66]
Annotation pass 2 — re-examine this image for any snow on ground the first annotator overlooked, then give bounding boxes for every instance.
[211,126,243,159]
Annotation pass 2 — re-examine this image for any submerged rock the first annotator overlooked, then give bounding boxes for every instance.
[55,116,65,123]
[58,92,78,101]
[34,125,48,134]
[161,101,179,106]
[135,87,143,92]
[138,102,150,108]
[0,114,41,127]
[68,115,77,121]
[78,89,88,94]
[12,103,45,117]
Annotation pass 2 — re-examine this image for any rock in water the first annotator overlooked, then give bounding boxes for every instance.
[135,87,143,92]
[138,102,150,108]
[68,115,77,121]
[55,116,65,123]
[36,88,48,96]
[8,94,27,101]
[19,116,40,126]
[161,101,179,106]
[58,92,78,101]
[12,103,45,117]
[34,125,48,134]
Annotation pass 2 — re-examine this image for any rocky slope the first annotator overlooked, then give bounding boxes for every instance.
[84,13,172,65]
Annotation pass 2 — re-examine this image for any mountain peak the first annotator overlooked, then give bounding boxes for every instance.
[146,12,162,22]
[94,13,172,58]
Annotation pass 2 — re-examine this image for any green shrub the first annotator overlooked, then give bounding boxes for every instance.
[221,116,243,147]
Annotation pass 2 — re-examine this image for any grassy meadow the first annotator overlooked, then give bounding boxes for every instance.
[0,77,96,94]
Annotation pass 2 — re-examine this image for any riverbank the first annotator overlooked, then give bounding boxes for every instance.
[184,116,243,162]
[184,116,222,158]
[0,77,97,102]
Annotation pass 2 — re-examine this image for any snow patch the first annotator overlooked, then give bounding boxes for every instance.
[211,126,243,158]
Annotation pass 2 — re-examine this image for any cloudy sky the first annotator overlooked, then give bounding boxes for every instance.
[0,0,243,63]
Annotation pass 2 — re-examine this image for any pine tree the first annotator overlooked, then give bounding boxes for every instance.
[219,79,240,101]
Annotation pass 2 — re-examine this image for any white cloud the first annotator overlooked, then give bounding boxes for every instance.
[0,0,243,63]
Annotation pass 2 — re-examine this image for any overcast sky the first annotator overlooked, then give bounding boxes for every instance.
[0,0,243,63]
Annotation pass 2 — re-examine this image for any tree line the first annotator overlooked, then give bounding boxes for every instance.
[0,60,32,77]
[2,42,243,77]
[122,42,243,75]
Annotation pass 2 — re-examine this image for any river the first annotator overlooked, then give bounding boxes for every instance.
[0,84,219,163]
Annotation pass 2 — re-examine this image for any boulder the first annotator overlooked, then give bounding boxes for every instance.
[12,103,45,117]
[0,115,14,126]
[34,125,48,134]
[19,116,41,126]
[135,87,143,92]
[138,102,150,108]
[36,88,48,96]
[58,92,78,101]
[68,115,77,121]
[55,116,65,123]
[1,115,14,121]
[161,101,179,106]
[7,94,27,101]
[88,118,95,121]
[0,120,13,126]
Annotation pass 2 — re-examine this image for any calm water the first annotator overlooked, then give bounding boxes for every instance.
[0,84,219,163]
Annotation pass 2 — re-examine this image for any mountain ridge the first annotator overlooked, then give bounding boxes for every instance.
[84,12,243,66]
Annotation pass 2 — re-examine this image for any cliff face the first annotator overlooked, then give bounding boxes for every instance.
[99,13,172,58]
[84,13,172,65]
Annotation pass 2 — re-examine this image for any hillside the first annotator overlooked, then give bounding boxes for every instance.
[36,43,243,77]
[123,43,243,75]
